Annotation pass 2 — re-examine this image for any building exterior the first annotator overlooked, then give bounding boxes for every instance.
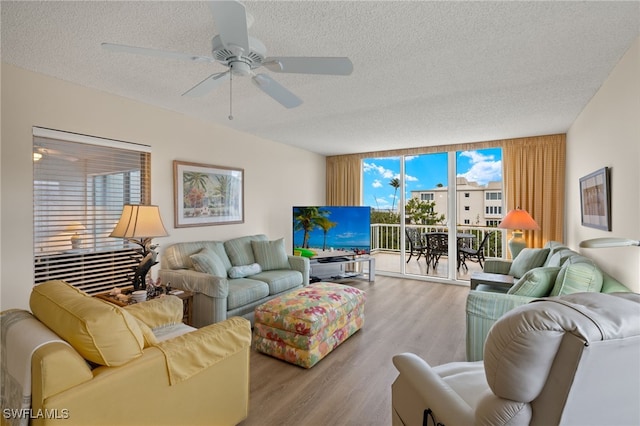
[410,177,503,226]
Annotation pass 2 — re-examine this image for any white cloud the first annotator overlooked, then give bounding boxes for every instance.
[363,161,395,179]
[457,150,502,185]
[372,179,383,188]
[405,174,418,182]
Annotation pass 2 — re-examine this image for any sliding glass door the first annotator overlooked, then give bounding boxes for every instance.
[363,148,503,282]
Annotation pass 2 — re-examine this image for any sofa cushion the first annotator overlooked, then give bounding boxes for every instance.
[600,271,631,293]
[252,238,291,271]
[163,241,231,271]
[227,278,270,310]
[228,263,262,279]
[224,234,268,266]
[550,263,603,296]
[507,267,561,297]
[508,248,550,279]
[30,280,144,366]
[190,247,228,277]
[544,249,576,268]
[251,270,304,295]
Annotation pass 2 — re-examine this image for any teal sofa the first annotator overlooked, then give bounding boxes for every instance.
[466,241,632,361]
[158,234,309,328]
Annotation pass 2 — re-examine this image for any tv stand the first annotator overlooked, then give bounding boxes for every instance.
[309,251,375,283]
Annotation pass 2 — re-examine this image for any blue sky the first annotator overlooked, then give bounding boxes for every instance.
[362,148,502,210]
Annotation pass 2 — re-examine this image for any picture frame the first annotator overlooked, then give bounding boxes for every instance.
[173,160,244,227]
[579,167,611,231]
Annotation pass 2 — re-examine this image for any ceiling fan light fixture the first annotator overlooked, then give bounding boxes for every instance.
[33,152,43,162]
[230,61,251,76]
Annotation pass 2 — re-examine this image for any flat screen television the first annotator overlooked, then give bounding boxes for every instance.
[292,206,371,257]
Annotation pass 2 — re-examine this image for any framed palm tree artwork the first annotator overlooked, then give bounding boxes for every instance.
[173,160,244,227]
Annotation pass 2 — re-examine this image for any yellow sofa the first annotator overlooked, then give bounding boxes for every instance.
[1,280,252,426]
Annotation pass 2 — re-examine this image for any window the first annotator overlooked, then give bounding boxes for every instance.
[464,192,470,198]
[420,193,434,201]
[485,206,502,215]
[464,206,470,211]
[486,192,502,200]
[33,128,151,294]
[464,219,470,224]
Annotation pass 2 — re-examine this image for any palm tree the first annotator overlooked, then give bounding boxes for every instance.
[293,207,321,248]
[389,177,400,211]
[213,175,231,211]
[183,172,210,191]
[315,216,337,251]
[183,172,210,208]
[293,207,333,248]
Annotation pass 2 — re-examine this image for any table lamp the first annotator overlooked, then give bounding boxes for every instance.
[110,204,168,290]
[498,207,539,259]
[65,222,86,250]
[579,238,640,248]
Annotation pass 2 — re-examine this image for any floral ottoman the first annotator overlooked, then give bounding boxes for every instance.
[253,282,366,368]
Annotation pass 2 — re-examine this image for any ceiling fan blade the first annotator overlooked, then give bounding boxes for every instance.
[182,71,230,97]
[264,57,354,76]
[252,74,303,109]
[101,43,214,63]
[208,1,250,54]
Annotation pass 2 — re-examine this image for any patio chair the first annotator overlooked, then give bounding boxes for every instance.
[425,232,448,271]
[405,228,428,263]
[459,231,493,271]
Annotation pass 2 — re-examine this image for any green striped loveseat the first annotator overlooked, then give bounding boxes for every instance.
[159,235,309,328]
[466,241,632,361]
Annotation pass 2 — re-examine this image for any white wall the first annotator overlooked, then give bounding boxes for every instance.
[566,36,640,292]
[0,63,326,310]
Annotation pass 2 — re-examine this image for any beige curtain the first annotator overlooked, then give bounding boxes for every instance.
[326,134,566,248]
[326,155,362,205]
[503,134,566,248]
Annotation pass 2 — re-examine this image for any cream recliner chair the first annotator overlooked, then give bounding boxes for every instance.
[392,292,640,426]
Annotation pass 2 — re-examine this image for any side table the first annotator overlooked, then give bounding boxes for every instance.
[95,289,194,326]
[469,272,514,292]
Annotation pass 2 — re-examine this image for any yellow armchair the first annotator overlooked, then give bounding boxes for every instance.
[3,280,251,426]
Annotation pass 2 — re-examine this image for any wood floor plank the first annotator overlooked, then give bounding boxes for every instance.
[239,276,469,426]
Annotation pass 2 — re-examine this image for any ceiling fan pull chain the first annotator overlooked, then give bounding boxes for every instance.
[228,71,234,120]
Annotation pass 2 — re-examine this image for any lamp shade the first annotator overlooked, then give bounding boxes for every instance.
[498,208,540,230]
[109,205,168,239]
[579,238,640,248]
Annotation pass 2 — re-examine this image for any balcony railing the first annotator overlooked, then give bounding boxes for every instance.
[370,224,506,259]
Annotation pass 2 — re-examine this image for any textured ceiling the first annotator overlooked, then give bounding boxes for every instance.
[2,1,639,156]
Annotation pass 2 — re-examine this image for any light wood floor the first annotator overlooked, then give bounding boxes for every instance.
[239,276,469,426]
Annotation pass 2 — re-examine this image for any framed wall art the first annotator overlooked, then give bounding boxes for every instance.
[173,160,244,227]
[579,167,611,231]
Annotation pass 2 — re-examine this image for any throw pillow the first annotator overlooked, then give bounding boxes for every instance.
[224,235,267,266]
[251,238,291,271]
[508,248,550,279]
[30,280,145,367]
[507,267,561,297]
[228,263,262,279]
[550,263,603,296]
[190,247,227,277]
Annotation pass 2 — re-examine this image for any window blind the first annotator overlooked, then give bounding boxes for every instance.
[33,127,151,294]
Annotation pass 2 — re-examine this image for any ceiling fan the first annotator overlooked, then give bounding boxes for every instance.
[102,0,353,113]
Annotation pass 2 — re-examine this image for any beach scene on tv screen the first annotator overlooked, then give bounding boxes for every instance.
[293,206,370,254]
